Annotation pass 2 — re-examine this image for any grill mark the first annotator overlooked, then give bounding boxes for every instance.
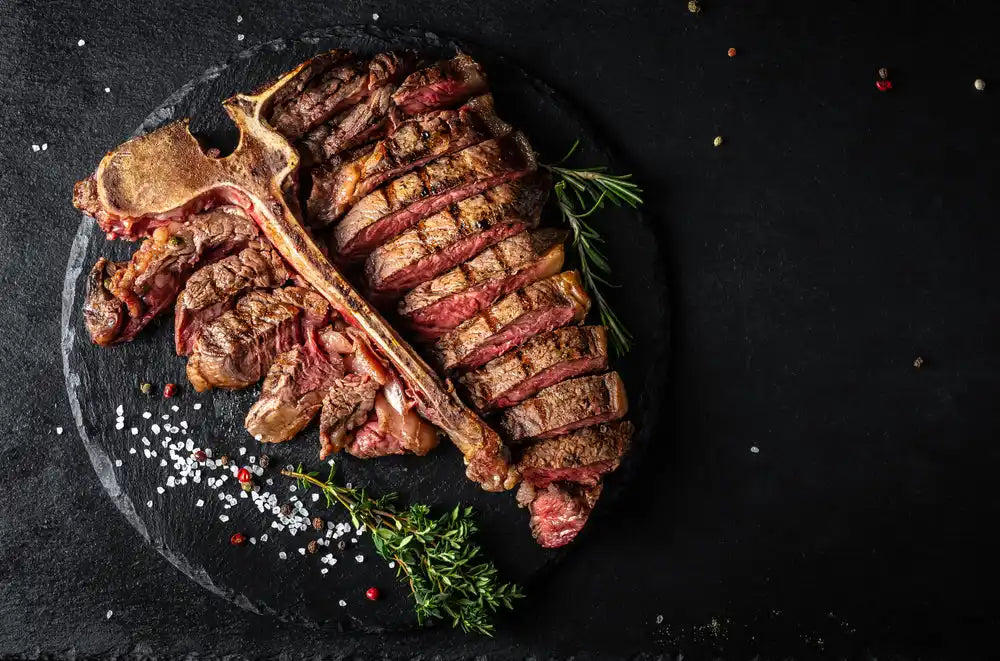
[417,167,431,198]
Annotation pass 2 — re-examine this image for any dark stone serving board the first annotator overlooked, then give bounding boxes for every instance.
[61,26,668,633]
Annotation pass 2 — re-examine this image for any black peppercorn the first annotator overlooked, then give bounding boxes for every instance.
[258,454,270,469]
[280,503,293,517]
[337,540,346,551]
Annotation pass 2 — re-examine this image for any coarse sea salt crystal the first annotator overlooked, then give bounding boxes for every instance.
[142,412,151,419]
[41,143,47,151]
[196,499,204,507]
[162,414,169,420]
[312,493,319,502]
[114,459,122,467]
[388,561,395,569]
[104,87,110,93]
[156,486,165,494]
[321,568,328,575]
[237,33,245,41]
[159,459,167,467]
[131,427,138,435]
[171,405,179,412]
[32,144,40,152]
[372,13,379,20]
[236,14,243,22]
[260,534,268,542]
[180,420,188,429]
[129,448,136,455]
[147,500,153,508]
[115,422,124,430]
[151,424,161,435]
[193,402,202,410]
[55,427,64,435]
[116,405,123,416]
[338,599,346,607]
[143,449,151,459]
[77,39,85,46]
[106,610,113,619]
[355,555,364,563]
[250,537,256,545]
[279,551,287,560]
[298,548,306,556]
[219,514,229,522]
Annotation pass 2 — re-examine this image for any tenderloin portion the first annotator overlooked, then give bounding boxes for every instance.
[318,374,379,460]
[399,229,566,338]
[186,286,330,392]
[307,95,510,226]
[391,53,488,115]
[499,372,628,443]
[460,326,609,411]
[365,175,548,297]
[269,51,413,140]
[83,206,258,346]
[244,332,346,445]
[332,132,536,259]
[432,271,591,372]
[517,482,603,549]
[517,421,633,489]
[175,240,289,355]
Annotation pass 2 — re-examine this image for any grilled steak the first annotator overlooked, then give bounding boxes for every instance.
[83,206,258,346]
[245,329,347,444]
[391,53,488,115]
[432,271,591,372]
[399,228,566,338]
[307,95,510,226]
[269,51,413,140]
[517,421,633,488]
[300,85,395,166]
[186,286,330,391]
[459,326,608,411]
[365,175,548,297]
[318,374,379,459]
[499,372,628,443]
[517,482,603,549]
[345,392,440,459]
[332,132,536,259]
[175,239,289,355]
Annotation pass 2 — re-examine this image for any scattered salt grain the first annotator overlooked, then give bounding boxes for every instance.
[143,449,151,459]
[114,459,122,467]
[156,486,165,494]
[131,427,138,435]
[160,459,167,467]
[171,405,179,412]
[289,485,297,492]
[161,414,169,420]
[279,551,287,560]
[388,561,395,569]
[321,568,328,575]
[41,143,48,151]
[193,403,202,410]
[55,427,63,435]
[261,534,268,542]
[146,500,153,508]
[237,34,245,41]
[142,412,151,419]
[338,599,347,607]
[180,420,188,429]
[104,87,110,93]
[239,447,247,456]
[372,13,379,20]
[116,405,123,416]
[196,499,204,507]
[298,548,306,555]
[311,493,319,502]
[129,447,136,455]
[219,514,229,522]
[250,537,256,545]
[355,554,364,563]
[151,424,160,435]
[166,476,175,488]
[106,610,113,619]
[115,422,124,430]
[236,14,243,22]
[32,144,40,152]
[751,446,760,454]
[77,39,86,46]
[656,614,664,624]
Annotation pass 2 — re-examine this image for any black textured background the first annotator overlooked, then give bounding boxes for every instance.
[2,1,999,658]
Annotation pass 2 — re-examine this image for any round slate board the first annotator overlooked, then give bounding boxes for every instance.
[61,26,669,632]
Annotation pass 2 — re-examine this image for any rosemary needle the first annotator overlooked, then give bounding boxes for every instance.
[543,141,641,355]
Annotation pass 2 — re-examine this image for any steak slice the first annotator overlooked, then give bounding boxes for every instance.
[432,271,591,372]
[365,175,548,297]
[399,228,566,338]
[299,85,395,167]
[391,53,488,115]
[244,329,347,445]
[83,206,258,346]
[332,132,536,260]
[174,239,289,355]
[269,51,413,140]
[517,421,633,488]
[83,259,125,346]
[318,374,379,459]
[186,286,330,392]
[344,393,440,459]
[307,95,510,226]
[517,482,603,549]
[499,372,628,443]
[459,326,609,411]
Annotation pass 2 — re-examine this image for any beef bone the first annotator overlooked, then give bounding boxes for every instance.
[80,52,517,492]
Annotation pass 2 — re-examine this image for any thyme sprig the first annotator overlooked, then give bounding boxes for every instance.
[282,464,523,636]
[543,141,641,355]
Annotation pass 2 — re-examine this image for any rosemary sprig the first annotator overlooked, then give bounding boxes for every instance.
[543,140,641,355]
[282,464,523,636]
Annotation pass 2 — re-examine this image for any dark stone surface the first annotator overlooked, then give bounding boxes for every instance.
[2,0,999,657]
[61,25,667,633]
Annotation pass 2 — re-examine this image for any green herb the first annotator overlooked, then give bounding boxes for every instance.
[543,140,641,355]
[282,464,523,635]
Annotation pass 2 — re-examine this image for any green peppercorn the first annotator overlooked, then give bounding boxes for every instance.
[168,235,185,248]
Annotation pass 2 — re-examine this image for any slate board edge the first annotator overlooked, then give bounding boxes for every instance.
[60,24,670,634]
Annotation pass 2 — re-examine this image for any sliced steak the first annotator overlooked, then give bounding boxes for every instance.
[345,392,440,459]
[307,95,510,225]
[517,421,633,488]
[83,259,125,346]
[459,326,608,411]
[269,51,413,140]
[517,482,603,549]
[391,53,488,115]
[83,206,257,346]
[299,84,395,166]
[499,372,628,443]
[399,228,566,338]
[332,132,536,260]
[175,240,289,355]
[186,286,330,392]
[318,374,379,459]
[244,332,346,445]
[432,271,591,372]
[365,175,548,297]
